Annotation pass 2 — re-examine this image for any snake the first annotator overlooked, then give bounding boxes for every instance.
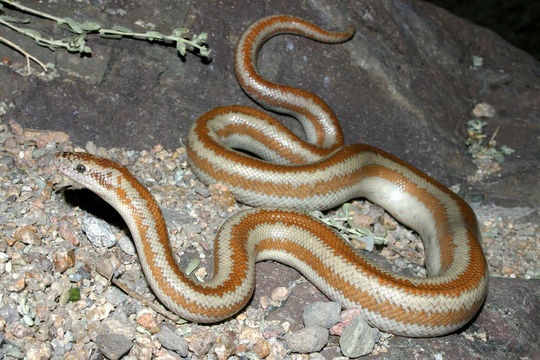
[55,15,488,337]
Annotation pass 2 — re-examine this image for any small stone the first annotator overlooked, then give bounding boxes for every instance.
[136,310,160,334]
[270,286,289,302]
[105,287,128,306]
[13,225,39,245]
[284,326,328,353]
[259,295,270,309]
[380,213,398,230]
[187,329,216,357]
[214,334,235,360]
[267,340,288,360]
[131,334,154,360]
[25,343,53,360]
[58,222,79,245]
[239,326,263,346]
[261,322,286,339]
[2,343,24,359]
[11,321,34,337]
[339,315,377,357]
[82,217,116,248]
[303,302,341,329]
[472,102,496,118]
[153,349,182,360]
[95,319,135,360]
[7,273,26,292]
[350,213,374,228]
[117,235,136,255]
[329,308,361,336]
[87,303,114,323]
[194,266,207,280]
[208,183,236,209]
[254,340,271,358]
[53,249,75,273]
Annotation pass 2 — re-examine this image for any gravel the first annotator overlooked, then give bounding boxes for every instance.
[0,118,537,359]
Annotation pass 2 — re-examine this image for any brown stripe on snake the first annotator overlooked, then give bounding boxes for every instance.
[55,15,487,337]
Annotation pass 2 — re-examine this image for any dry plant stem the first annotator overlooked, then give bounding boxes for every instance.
[92,264,181,322]
[0,0,61,22]
[111,278,182,322]
[0,33,47,72]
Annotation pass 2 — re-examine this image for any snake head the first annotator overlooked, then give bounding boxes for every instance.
[54,152,126,197]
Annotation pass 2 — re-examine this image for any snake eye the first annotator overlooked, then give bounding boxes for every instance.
[75,164,86,173]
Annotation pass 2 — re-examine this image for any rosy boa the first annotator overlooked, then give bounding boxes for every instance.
[55,15,488,337]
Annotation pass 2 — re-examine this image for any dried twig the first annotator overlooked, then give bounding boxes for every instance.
[0,33,47,73]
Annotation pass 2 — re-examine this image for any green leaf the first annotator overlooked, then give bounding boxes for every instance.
[0,14,31,23]
[144,31,163,41]
[35,39,57,51]
[196,32,208,42]
[500,145,515,155]
[20,28,41,38]
[199,47,211,57]
[185,258,200,275]
[68,287,81,302]
[172,28,189,37]
[176,41,186,56]
[111,25,132,33]
[63,17,83,34]
[493,152,505,163]
[81,21,101,32]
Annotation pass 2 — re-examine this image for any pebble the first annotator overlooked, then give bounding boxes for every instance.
[153,349,183,360]
[284,326,329,353]
[53,249,75,273]
[339,315,377,357]
[136,309,160,334]
[270,286,289,302]
[13,225,39,245]
[94,319,135,360]
[253,340,271,358]
[472,102,496,118]
[214,334,235,360]
[187,329,217,357]
[157,326,189,356]
[303,301,341,329]
[0,304,20,324]
[261,322,286,339]
[329,308,361,336]
[82,216,117,248]
[117,235,136,255]
[131,334,154,360]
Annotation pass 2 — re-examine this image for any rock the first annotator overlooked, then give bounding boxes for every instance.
[117,235,136,255]
[94,319,135,360]
[53,249,75,273]
[339,315,377,357]
[156,326,188,357]
[0,304,20,324]
[270,287,289,302]
[284,326,328,353]
[214,334,235,360]
[136,310,160,334]
[303,301,341,329]
[187,329,216,357]
[82,217,116,248]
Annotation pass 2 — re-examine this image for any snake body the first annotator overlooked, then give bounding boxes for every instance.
[55,15,488,337]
